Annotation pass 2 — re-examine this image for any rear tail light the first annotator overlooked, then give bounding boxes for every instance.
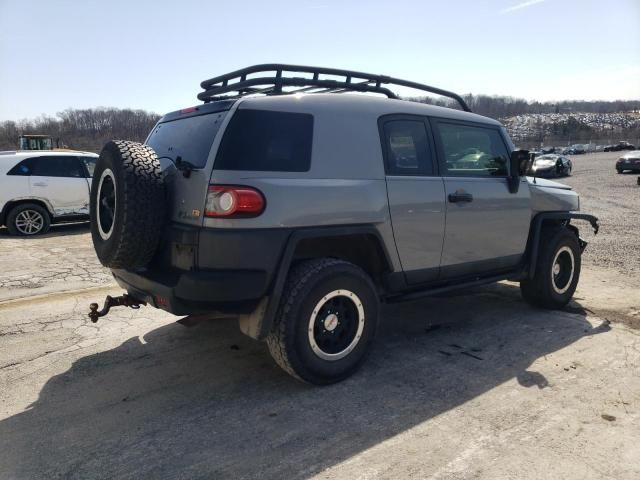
[204,185,265,217]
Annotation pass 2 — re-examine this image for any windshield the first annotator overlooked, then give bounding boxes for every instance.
[146,113,225,168]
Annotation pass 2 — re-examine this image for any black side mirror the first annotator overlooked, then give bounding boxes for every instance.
[508,149,529,193]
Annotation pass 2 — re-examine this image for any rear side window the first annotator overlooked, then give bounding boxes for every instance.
[434,122,509,177]
[215,109,313,172]
[31,156,85,177]
[382,120,433,175]
[7,158,34,175]
[146,113,224,168]
[7,156,84,177]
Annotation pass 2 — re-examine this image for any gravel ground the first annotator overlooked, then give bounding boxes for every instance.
[557,151,640,276]
[0,151,639,480]
[0,223,113,302]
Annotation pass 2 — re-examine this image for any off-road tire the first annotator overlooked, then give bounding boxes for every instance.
[266,258,379,385]
[617,168,623,174]
[90,140,165,269]
[6,203,51,236]
[520,226,581,309]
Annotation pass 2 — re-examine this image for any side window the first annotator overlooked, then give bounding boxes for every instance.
[382,120,433,175]
[31,156,85,178]
[215,109,313,172]
[7,157,36,176]
[81,157,97,177]
[435,122,509,177]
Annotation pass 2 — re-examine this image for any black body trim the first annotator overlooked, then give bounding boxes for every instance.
[111,224,393,334]
[257,225,394,339]
[525,212,599,279]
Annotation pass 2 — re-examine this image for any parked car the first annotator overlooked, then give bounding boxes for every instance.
[0,151,97,235]
[616,150,640,173]
[562,146,585,155]
[85,64,598,385]
[605,142,636,152]
[529,154,573,178]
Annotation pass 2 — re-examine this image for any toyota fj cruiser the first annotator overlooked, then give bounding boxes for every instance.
[87,64,599,385]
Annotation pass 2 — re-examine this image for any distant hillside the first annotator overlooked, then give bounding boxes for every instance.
[503,112,640,145]
[0,108,160,153]
[1,98,639,153]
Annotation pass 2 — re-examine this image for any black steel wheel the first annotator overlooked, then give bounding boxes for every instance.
[267,258,379,385]
[520,226,581,309]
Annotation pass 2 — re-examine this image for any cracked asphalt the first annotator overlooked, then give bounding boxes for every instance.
[0,223,113,302]
[0,152,639,479]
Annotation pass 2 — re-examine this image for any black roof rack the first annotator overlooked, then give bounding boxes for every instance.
[198,64,471,112]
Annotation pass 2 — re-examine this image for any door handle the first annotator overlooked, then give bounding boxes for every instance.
[448,192,473,203]
[32,182,48,187]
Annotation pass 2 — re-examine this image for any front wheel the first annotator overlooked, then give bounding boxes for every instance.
[267,258,379,385]
[520,227,581,309]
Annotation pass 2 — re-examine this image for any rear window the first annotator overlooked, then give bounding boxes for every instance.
[146,113,224,168]
[215,109,313,172]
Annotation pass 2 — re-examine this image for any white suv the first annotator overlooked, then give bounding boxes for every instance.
[0,150,98,235]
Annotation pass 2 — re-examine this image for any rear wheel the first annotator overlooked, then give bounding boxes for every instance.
[6,203,51,236]
[521,227,581,309]
[267,258,379,385]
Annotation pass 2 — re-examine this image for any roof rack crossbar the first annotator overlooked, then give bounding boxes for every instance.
[198,64,471,111]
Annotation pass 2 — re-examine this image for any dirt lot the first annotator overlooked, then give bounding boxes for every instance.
[0,152,638,479]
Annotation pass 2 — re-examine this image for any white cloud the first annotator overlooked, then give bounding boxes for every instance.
[500,0,546,14]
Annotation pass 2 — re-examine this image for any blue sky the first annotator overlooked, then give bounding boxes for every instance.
[0,0,638,120]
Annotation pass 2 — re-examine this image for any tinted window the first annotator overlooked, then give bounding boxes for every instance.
[215,110,313,172]
[31,156,84,177]
[146,112,225,168]
[383,120,433,175]
[435,123,509,177]
[81,157,97,177]
[7,158,35,176]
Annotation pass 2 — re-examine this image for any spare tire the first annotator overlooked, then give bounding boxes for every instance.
[90,140,165,269]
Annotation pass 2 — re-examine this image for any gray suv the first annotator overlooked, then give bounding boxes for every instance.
[87,65,599,384]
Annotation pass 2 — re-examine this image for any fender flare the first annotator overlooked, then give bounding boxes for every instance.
[526,212,599,279]
[0,197,56,224]
[239,225,393,340]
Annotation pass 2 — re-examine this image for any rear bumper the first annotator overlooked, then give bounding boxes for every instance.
[112,223,292,316]
[112,268,267,316]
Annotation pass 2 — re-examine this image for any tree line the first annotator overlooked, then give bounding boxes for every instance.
[0,108,160,152]
[1,98,638,152]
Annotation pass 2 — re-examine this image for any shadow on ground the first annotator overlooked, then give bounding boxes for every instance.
[0,222,89,239]
[0,283,609,480]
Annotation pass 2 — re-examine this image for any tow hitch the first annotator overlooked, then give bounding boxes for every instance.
[88,294,146,323]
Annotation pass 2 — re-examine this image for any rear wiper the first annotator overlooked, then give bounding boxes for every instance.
[175,156,197,178]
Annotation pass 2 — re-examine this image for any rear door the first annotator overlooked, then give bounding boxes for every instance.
[28,156,90,216]
[432,120,531,278]
[382,116,446,284]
